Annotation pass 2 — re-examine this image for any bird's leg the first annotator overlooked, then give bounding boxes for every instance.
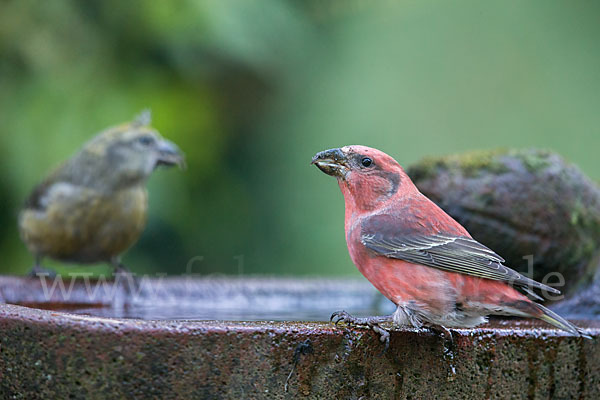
[111,257,130,275]
[28,256,56,278]
[330,310,394,326]
[110,257,138,293]
[425,324,455,356]
[330,310,392,349]
[425,324,457,381]
[426,324,454,344]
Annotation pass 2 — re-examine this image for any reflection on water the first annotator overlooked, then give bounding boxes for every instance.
[2,275,599,323]
[1,276,395,321]
[60,305,391,321]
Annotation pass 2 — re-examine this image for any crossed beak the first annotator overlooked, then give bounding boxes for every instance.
[156,139,186,169]
[311,148,348,178]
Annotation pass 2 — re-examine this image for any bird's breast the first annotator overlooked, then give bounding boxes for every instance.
[94,187,149,256]
[345,222,456,310]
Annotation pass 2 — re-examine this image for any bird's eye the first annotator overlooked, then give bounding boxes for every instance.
[137,136,155,146]
[361,157,373,167]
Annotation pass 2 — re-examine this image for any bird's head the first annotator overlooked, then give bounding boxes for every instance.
[312,145,414,212]
[77,111,185,189]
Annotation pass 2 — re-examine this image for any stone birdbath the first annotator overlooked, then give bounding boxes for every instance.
[1,275,599,399]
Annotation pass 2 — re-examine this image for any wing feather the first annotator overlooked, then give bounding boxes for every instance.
[361,216,559,295]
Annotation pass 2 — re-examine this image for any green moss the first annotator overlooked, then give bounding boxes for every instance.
[408,148,561,182]
[408,148,510,180]
[570,194,600,234]
[507,148,553,173]
[570,199,583,226]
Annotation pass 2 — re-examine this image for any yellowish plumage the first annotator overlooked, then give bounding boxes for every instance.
[19,111,183,271]
[20,186,148,263]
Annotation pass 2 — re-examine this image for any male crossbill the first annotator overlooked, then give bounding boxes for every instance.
[19,111,184,275]
[312,145,588,342]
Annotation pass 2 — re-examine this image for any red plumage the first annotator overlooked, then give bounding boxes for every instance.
[313,145,587,337]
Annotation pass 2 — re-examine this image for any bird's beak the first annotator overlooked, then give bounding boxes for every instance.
[311,148,348,178]
[155,139,186,169]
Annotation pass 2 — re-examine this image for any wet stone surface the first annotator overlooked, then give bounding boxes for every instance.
[1,276,600,398]
[0,304,599,399]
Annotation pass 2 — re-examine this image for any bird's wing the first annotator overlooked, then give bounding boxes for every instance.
[360,213,560,295]
[23,160,84,211]
[24,171,66,211]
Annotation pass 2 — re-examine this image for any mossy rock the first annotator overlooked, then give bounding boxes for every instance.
[407,148,600,297]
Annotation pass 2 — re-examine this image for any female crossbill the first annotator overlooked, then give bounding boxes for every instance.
[312,145,588,343]
[19,111,184,275]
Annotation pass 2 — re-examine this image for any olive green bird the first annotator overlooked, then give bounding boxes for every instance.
[19,111,184,275]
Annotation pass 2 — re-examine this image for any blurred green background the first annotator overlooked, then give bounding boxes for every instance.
[1,0,599,276]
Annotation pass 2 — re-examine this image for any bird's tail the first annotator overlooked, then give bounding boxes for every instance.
[531,302,591,339]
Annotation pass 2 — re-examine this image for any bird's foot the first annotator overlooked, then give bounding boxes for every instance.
[28,265,57,278]
[426,325,454,344]
[330,310,392,350]
[425,325,457,381]
[371,324,391,351]
[425,325,454,356]
[330,310,392,326]
[111,262,139,293]
[113,263,131,276]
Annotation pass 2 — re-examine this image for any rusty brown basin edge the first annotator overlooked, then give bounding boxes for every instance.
[2,303,600,399]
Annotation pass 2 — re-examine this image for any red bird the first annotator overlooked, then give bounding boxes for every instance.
[312,145,588,343]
